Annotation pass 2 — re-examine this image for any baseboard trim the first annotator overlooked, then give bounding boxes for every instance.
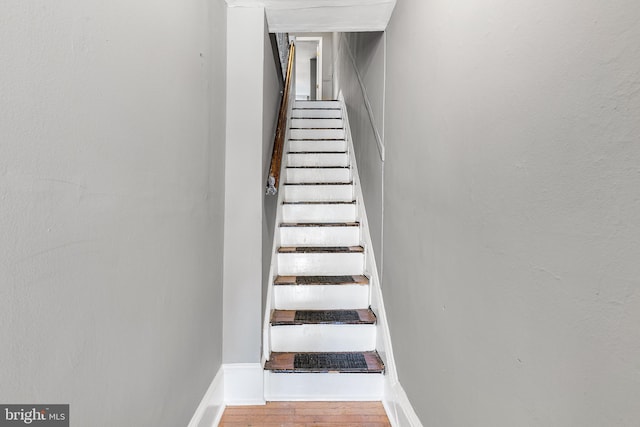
[223,363,266,406]
[188,363,266,427]
[187,367,225,427]
[383,380,423,427]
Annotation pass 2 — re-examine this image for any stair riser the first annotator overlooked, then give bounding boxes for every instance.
[270,325,376,352]
[282,204,357,223]
[286,168,351,183]
[294,100,341,109]
[290,129,345,140]
[264,372,384,401]
[291,118,343,128]
[292,109,342,119]
[284,185,353,202]
[289,140,347,153]
[277,252,363,276]
[280,226,359,247]
[274,284,369,310]
[287,153,349,167]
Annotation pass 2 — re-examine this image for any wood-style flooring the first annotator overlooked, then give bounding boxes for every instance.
[219,401,391,426]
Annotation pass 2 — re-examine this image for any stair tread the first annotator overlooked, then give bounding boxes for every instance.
[292,108,341,110]
[280,222,359,227]
[278,246,364,253]
[288,139,347,142]
[288,151,347,154]
[274,275,369,286]
[265,351,384,373]
[287,166,349,169]
[271,308,376,325]
[283,201,356,205]
[284,182,353,186]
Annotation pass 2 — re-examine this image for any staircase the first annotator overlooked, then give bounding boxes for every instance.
[263,99,385,401]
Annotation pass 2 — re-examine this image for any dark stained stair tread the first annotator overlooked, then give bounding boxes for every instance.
[271,308,376,325]
[283,201,356,205]
[286,166,349,169]
[280,222,359,227]
[278,246,364,253]
[265,351,384,373]
[284,182,353,186]
[292,108,341,111]
[274,275,369,286]
[287,151,347,154]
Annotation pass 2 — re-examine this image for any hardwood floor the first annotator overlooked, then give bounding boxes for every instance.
[219,401,391,426]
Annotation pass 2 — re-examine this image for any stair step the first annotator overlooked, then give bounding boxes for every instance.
[273,275,369,310]
[280,222,359,247]
[269,309,377,352]
[264,371,384,401]
[287,152,349,167]
[289,140,347,153]
[286,166,351,183]
[274,275,369,286]
[284,183,353,202]
[290,128,346,140]
[278,246,364,253]
[294,100,341,109]
[291,108,342,119]
[291,118,343,128]
[277,246,364,276]
[280,222,359,227]
[271,308,375,325]
[265,351,384,374]
[282,201,357,223]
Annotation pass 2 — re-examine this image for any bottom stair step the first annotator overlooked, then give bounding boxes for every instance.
[264,371,384,401]
[265,352,384,400]
[265,351,384,373]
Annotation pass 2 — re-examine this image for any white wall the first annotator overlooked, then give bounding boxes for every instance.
[223,7,266,364]
[294,40,317,100]
[293,32,334,100]
[223,7,282,365]
[263,25,284,335]
[383,0,640,426]
[0,0,226,425]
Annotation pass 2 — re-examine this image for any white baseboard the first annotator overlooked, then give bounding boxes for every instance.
[188,363,266,427]
[383,380,423,427]
[223,363,265,405]
[188,368,225,427]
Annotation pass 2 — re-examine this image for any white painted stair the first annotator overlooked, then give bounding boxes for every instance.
[264,99,384,401]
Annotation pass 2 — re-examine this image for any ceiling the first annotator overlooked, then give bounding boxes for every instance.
[225,0,397,32]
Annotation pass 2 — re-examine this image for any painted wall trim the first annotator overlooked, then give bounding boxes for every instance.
[383,381,424,427]
[224,363,266,406]
[187,363,267,427]
[340,34,386,162]
[340,92,421,426]
[187,368,225,427]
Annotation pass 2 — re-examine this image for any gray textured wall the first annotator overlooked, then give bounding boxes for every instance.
[263,23,284,333]
[383,0,640,425]
[334,32,386,276]
[0,0,226,425]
